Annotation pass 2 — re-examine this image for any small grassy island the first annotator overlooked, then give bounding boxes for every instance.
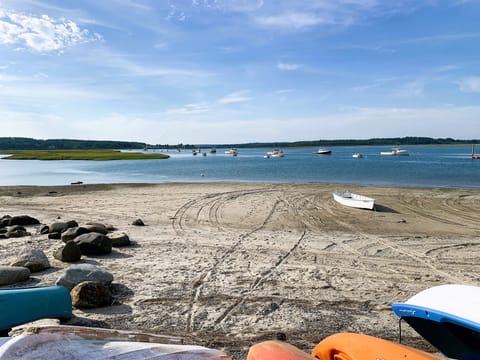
[2,149,170,161]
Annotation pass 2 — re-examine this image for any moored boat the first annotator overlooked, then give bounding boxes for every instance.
[392,284,480,359]
[380,147,409,156]
[352,153,363,158]
[265,148,284,158]
[312,148,332,155]
[333,191,375,210]
[224,148,238,156]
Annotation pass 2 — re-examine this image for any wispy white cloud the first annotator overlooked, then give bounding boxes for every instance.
[395,79,426,97]
[458,77,480,93]
[255,12,331,29]
[165,103,210,115]
[217,90,252,104]
[0,8,101,53]
[277,62,301,71]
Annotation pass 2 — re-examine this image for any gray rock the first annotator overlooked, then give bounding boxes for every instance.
[48,222,69,234]
[0,266,31,285]
[48,232,61,239]
[61,226,90,243]
[56,264,113,290]
[83,223,108,235]
[109,231,131,247]
[6,226,30,238]
[8,215,40,226]
[66,220,79,228]
[74,232,112,255]
[10,248,50,272]
[71,281,113,309]
[53,241,82,262]
[132,218,145,226]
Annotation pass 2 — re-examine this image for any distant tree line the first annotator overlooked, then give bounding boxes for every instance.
[0,136,478,151]
[0,137,146,150]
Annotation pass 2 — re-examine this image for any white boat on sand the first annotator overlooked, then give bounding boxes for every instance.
[380,147,409,156]
[333,191,375,210]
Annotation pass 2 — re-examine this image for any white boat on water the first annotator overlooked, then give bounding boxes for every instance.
[352,153,363,158]
[224,148,238,156]
[333,191,375,210]
[265,148,284,158]
[380,147,409,156]
[312,148,332,155]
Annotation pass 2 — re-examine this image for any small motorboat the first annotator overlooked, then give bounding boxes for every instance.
[265,148,284,158]
[224,148,238,156]
[333,191,375,210]
[352,153,363,158]
[380,147,409,156]
[312,148,332,155]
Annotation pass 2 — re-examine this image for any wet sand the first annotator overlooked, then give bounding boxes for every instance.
[1,183,480,358]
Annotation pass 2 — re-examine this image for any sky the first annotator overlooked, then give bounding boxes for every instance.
[0,0,480,145]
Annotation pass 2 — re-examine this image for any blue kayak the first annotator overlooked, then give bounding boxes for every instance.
[0,286,72,331]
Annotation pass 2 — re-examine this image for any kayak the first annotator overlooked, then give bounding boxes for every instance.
[0,286,72,331]
[312,332,442,360]
[247,340,316,360]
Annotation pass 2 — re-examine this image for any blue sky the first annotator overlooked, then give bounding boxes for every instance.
[0,0,479,144]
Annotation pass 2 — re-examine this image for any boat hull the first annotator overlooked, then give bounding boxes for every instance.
[247,340,315,360]
[392,284,480,359]
[333,192,375,210]
[0,286,72,331]
[312,333,442,360]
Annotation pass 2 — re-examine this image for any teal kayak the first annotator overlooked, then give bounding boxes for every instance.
[0,286,72,331]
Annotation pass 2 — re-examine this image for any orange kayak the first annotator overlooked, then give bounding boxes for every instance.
[312,333,443,360]
[247,340,316,360]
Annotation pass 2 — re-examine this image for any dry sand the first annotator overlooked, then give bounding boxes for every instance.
[1,182,480,359]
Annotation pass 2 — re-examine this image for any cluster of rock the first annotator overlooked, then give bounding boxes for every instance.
[0,214,145,310]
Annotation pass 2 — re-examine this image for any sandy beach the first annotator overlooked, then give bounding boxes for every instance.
[1,182,480,358]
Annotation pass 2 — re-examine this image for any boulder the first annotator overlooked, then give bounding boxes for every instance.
[83,223,108,235]
[71,281,113,309]
[0,215,12,228]
[109,231,131,247]
[132,218,145,226]
[10,248,50,272]
[48,232,62,240]
[48,222,70,234]
[7,215,40,226]
[66,220,79,228]
[6,225,30,238]
[0,266,31,285]
[74,232,112,255]
[56,264,113,290]
[53,241,82,262]
[61,226,90,243]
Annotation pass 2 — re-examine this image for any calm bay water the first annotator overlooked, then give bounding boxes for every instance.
[0,145,479,188]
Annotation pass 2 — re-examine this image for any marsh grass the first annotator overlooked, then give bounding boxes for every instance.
[3,149,170,160]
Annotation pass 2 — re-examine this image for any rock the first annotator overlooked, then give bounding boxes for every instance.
[6,225,30,238]
[10,248,50,272]
[66,220,79,228]
[56,264,113,290]
[71,281,113,309]
[48,222,69,234]
[84,223,108,235]
[53,241,82,262]
[132,218,145,226]
[48,232,61,240]
[61,226,90,243]
[109,231,131,247]
[0,266,31,285]
[40,225,50,234]
[74,232,112,255]
[8,215,40,226]
[0,215,12,228]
